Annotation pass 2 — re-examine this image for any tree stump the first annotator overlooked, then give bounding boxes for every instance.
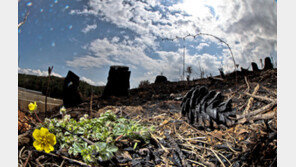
[251,62,260,72]
[63,71,82,108]
[154,75,168,84]
[263,57,273,70]
[102,66,131,98]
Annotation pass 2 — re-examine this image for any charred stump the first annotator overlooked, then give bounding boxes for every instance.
[102,66,131,98]
[63,71,82,108]
[240,67,250,75]
[181,86,236,130]
[251,62,260,72]
[154,75,168,84]
[263,57,273,70]
[219,68,225,79]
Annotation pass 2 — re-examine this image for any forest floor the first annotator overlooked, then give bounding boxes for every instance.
[18,69,277,167]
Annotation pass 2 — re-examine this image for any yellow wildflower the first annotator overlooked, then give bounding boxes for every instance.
[33,127,56,153]
[28,101,37,112]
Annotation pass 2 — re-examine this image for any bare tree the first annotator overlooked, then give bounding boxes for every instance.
[186,66,192,81]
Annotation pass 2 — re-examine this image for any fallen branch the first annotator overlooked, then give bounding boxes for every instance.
[243,92,276,103]
[250,111,275,121]
[242,84,259,116]
[237,102,276,123]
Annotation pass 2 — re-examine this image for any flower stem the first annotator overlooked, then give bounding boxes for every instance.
[34,111,43,123]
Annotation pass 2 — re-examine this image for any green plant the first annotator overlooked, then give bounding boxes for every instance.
[43,111,153,164]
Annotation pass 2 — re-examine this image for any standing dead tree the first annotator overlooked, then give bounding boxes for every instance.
[161,32,237,73]
[45,66,53,114]
[186,66,192,82]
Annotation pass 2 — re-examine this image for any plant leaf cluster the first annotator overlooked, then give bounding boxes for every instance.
[44,111,153,164]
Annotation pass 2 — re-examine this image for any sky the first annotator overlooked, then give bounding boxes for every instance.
[18,0,277,88]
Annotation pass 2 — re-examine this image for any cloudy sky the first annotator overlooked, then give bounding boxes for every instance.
[18,0,277,88]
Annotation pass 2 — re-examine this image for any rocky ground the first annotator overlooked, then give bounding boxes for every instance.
[18,69,277,167]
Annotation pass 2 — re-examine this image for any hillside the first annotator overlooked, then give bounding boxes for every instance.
[18,73,105,100]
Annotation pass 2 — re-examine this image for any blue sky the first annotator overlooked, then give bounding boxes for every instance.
[18,0,277,88]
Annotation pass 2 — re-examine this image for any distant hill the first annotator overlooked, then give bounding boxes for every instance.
[18,74,105,100]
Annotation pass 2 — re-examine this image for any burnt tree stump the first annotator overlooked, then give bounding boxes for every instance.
[102,66,131,98]
[263,57,273,70]
[251,62,260,72]
[63,71,82,108]
[154,75,168,84]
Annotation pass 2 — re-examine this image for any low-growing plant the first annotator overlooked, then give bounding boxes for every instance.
[43,111,154,164]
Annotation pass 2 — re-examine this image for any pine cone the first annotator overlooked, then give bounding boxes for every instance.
[181,86,236,130]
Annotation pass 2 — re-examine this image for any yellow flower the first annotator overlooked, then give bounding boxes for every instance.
[28,102,37,112]
[33,127,56,153]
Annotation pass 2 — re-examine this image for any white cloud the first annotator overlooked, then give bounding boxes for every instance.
[196,43,210,51]
[69,0,276,86]
[81,76,105,86]
[18,67,62,78]
[81,23,97,34]
[67,37,161,72]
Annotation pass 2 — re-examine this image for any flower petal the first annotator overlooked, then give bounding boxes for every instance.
[32,129,41,140]
[47,133,56,145]
[40,127,49,136]
[44,144,54,153]
[33,141,43,151]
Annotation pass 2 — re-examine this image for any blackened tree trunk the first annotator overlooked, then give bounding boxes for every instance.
[154,75,168,84]
[63,71,82,108]
[263,57,274,70]
[102,66,131,98]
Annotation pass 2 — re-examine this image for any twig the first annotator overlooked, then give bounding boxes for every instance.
[18,11,29,28]
[149,132,169,153]
[19,146,26,159]
[243,92,276,103]
[237,102,276,122]
[242,84,259,116]
[23,150,32,167]
[262,86,277,96]
[59,160,65,167]
[250,111,275,121]
[210,149,226,167]
[36,155,45,167]
[46,152,90,166]
[244,76,250,93]
[187,159,207,167]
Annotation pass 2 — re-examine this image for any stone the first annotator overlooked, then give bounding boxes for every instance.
[251,62,260,72]
[102,66,131,98]
[263,57,273,70]
[63,71,82,107]
[154,75,168,84]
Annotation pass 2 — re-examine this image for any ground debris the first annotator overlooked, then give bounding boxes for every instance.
[18,69,277,167]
